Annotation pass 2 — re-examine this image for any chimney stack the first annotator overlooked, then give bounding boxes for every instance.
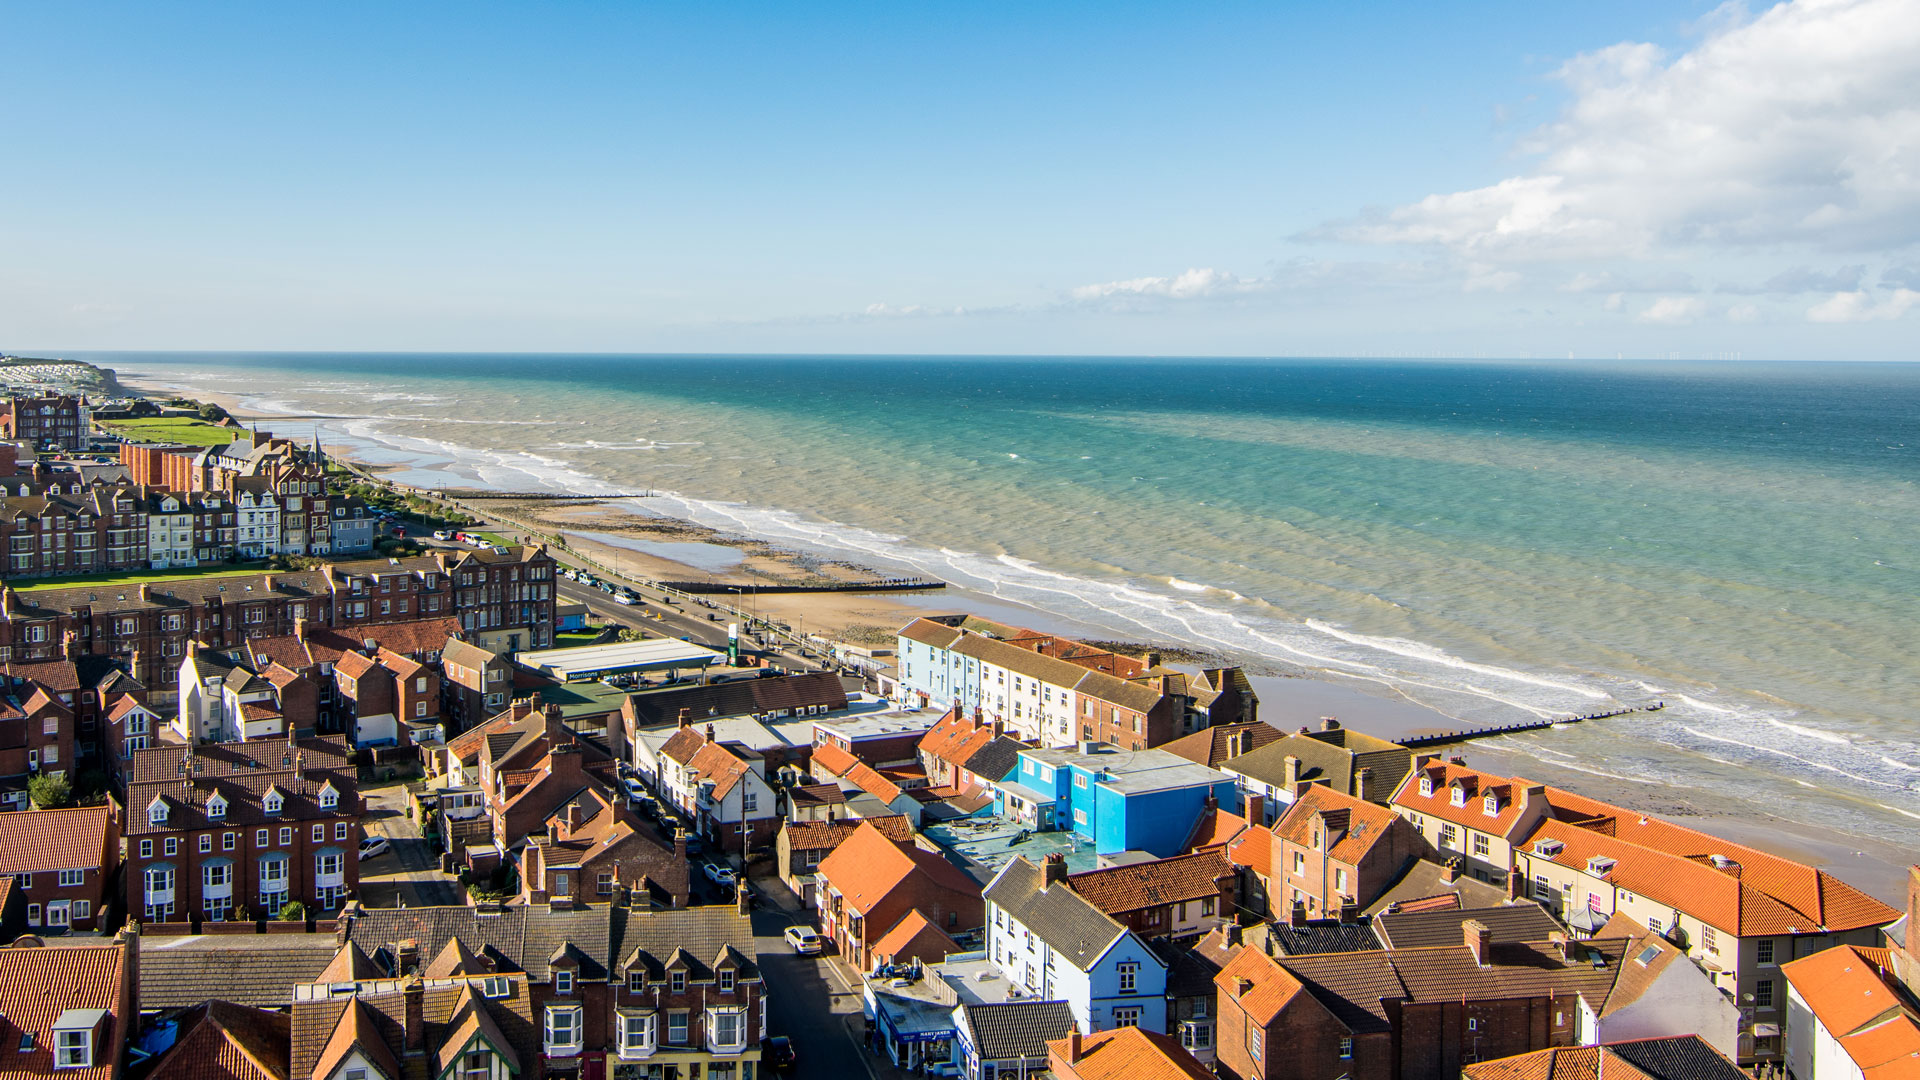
[1443,858,1461,884]
[1464,919,1492,967]
[565,802,583,832]
[1041,853,1068,888]
[293,751,305,780]
[396,939,419,975]
[1242,791,1264,826]
[1548,931,1573,962]
[1321,716,1340,731]
[1283,754,1300,794]
[705,722,717,744]
[1289,901,1308,928]
[139,583,153,602]
[295,617,309,641]
[677,708,691,730]
[1506,870,1522,901]
[1226,924,1243,947]
[1065,1031,1082,1063]
[544,704,565,746]
[674,828,687,860]
[404,977,427,1052]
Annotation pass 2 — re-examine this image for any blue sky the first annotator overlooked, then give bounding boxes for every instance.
[3,1,1916,357]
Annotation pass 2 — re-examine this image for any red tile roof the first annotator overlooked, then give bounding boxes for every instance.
[1782,945,1920,1079]
[685,740,759,801]
[809,742,860,779]
[870,909,959,966]
[1050,1025,1215,1080]
[845,761,904,805]
[1215,945,1310,1026]
[0,806,112,878]
[1391,761,1536,838]
[1273,785,1402,865]
[1184,806,1249,852]
[146,1000,291,1080]
[1065,850,1233,916]
[0,939,128,1080]
[783,816,911,853]
[817,820,975,917]
[918,708,997,770]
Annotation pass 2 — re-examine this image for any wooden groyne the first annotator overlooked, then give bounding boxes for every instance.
[1401,703,1661,749]
[657,577,947,595]
[433,490,658,501]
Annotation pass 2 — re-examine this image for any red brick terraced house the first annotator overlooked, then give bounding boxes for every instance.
[0,683,77,808]
[0,931,138,1080]
[517,767,692,909]
[126,735,361,923]
[1264,785,1426,920]
[1,393,90,451]
[0,805,119,934]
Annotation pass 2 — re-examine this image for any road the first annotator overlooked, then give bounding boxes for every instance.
[358,781,464,908]
[751,900,880,1080]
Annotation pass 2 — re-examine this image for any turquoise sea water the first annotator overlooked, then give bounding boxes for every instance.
[97,353,1920,851]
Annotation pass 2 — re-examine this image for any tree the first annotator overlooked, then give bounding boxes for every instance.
[28,773,72,809]
[279,901,306,922]
[197,402,229,422]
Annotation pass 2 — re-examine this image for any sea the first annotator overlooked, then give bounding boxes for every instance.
[89,352,1920,860]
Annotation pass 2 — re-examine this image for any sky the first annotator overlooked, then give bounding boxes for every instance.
[2,0,1917,358]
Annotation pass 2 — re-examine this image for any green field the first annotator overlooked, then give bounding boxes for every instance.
[98,417,249,447]
[553,630,607,648]
[14,563,272,592]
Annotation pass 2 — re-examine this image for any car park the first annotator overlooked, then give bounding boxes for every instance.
[358,837,391,859]
[782,927,823,954]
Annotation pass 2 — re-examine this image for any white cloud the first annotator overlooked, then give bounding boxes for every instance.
[1805,288,1920,322]
[1313,0,1920,260]
[1603,292,1626,312]
[1068,267,1257,301]
[1726,303,1762,321]
[1722,264,1869,294]
[1637,296,1706,324]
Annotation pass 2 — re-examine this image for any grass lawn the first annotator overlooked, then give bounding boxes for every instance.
[553,630,607,648]
[14,562,272,592]
[98,417,248,447]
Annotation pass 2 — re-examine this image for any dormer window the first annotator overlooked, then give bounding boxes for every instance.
[51,1010,100,1068]
[1449,783,1467,808]
[207,794,228,820]
[554,970,574,994]
[147,797,168,826]
[318,782,339,810]
[1482,792,1500,817]
[718,968,734,993]
[263,788,284,815]
[1419,775,1434,798]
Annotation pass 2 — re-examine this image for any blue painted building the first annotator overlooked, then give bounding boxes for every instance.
[983,855,1170,1035]
[994,743,1235,858]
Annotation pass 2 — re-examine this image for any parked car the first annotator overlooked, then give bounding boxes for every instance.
[782,927,823,954]
[433,530,452,541]
[621,777,647,803]
[358,837,391,860]
[762,1037,796,1071]
[702,863,736,885]
[615,593,638,606]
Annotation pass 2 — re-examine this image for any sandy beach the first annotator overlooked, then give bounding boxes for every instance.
[111,369,1919,904]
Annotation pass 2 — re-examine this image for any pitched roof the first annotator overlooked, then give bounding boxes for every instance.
[962,736,1025,782]
[960,1000,1076,1062]
[1373,905,1565,950]
[918,708,997,770]
[1263,920,1383,957]
[782,815,911,853]
[1185,805,1250,852]
[786,783,846,809]
[658,726,707,766]
[1390,760,1535,838]
[0,805,111,877]
[616,905,760,983]
[141,933,343,1009]
[870,909,960,966]
[311,997,401,1080]
[1064,849,1232,916]
[982,858,1128,973]
[1782,944,1920,1079]
[624,671,850,729]
[1161,721,1281,769]
[146,1000,291,1080]
[809,741,860,779]
[818,821,977,918]
[685,739,760,800]
[1216,946,1316,1027]
[1460,1036,1750,1080]
[128,738,359,835]
[316,941,379,984]
[1272,784,1403,865]
[1050,1026,1214,1080]
[845,760,905,805]
[0,940,128,1080]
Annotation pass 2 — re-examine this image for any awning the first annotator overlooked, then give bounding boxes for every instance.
[1753,1023,1781,1037]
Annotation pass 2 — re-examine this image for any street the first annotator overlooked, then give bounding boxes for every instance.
[358,780,464,908]
[751,896,882,1080]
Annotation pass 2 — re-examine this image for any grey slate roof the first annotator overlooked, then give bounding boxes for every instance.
[962,736,1024,782]
[960,1001,1077,1061]
[1149,937,1223,1000]
[140,935,341,1009]
[1606,1035,1751,1080]
[1372,904,1564,950]
[1267,920,1383,957]
[982,857,1128,973]
[615,905,759,981]
[520,907,613,981]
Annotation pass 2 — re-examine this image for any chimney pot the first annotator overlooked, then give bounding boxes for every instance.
[1321,716,1340,731]
[1042,853,1068,888]
[1288,901,1308,928]
[1242,791,1264,826]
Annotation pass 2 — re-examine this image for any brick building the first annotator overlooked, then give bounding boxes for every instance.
[816,818,984,971]
[1264,785,1425,919]
[0,546,556,691]
[515,752,690,909]
[440,638,512,735]
[0,804,119,932]
[0,393,89,450]
[0,932,137,1079]
[0,683,77,805]
[125,734,361,922]
[1064,849,1237,942]
[0,482,148,577]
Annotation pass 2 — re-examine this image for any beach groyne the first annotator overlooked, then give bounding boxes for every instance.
[657,577,945,594]
[1401,703,1661,748]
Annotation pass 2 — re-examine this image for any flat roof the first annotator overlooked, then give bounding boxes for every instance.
[924,814,1101,879]
[814,708,944,742]
[516,638,723,679]
[1018,744,1230,795]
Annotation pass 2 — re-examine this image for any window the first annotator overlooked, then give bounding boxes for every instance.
[280,827,293,845]
[200,835,212,853]
[552,970,576,994]
[165,838,178,856]
[72,901,89,921]
[1335,1036,1354,1059]
[1180,1021,1212,1051]
[599,872,616,896]
[312,824,324,842]
[1074,773,1087,790]
[1292,852,1305,875]
[1702,925,1718,953]
[1473,833,1490,858]
[620,1013,655,1056]
[1755,978,1775,1008]
[257,829,269,846]
[742,790,757,812]
[1757,938,1775,965]
[55,1028,91,1068]
[1111,1007,1141,1028]
[140,840,152,858]
[1440,824,1458,849]
[668,1012,689,1045]
[463,1050,491,1080]
[1248,1027,1263,1061]
[263,791,283,815]
[628,972,647,993]
[719,969,735,992]
[1117,962,1138,993]
[148,799,168,826]
[1334,868,1349,896]
[711,1009,745,1047]
[670,971,686,993]
[1647,917,1663,934]
[1534,875,1551,900]
[27,904,40,925]
[1073,809,1087,826]
[1450,784,1467,807]
[206,794,227,819]
[336,822,349,841]
[545,1006,583,1051]
[1201,896,1216,917]
[319,784,338,810]
[223,832,236,851]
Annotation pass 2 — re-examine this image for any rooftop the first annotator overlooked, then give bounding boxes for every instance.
[515,638,722,679]
[815,708,945,742]
[1018,744,1231,796]
[925,813,1101,880]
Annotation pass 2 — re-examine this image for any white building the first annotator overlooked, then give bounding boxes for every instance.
[176,648,286,742]
[1783,943,1920,1080]
[145,491,197,569]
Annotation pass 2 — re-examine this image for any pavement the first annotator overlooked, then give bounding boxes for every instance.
[358,780,464,908]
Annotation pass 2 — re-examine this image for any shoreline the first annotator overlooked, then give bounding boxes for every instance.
[110,369,1919,904]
